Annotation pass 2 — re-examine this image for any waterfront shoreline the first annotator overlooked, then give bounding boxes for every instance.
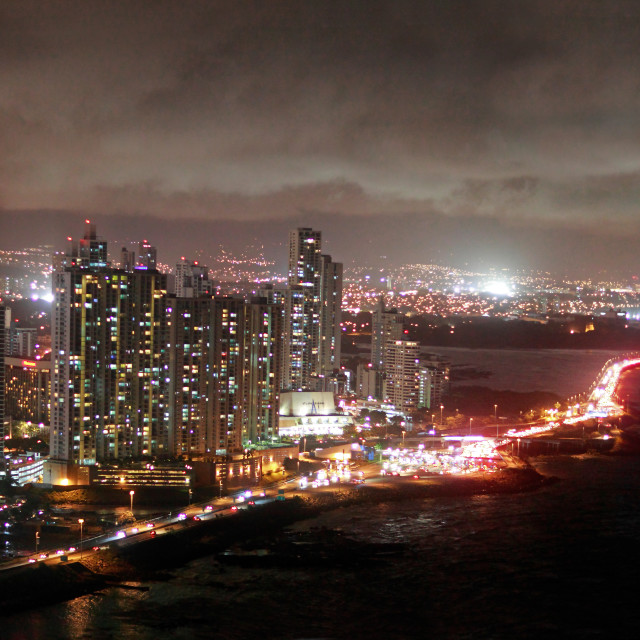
[0,465,551,616]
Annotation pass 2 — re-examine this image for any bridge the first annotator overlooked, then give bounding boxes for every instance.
[583,352,640,418]
[497,352,640,442]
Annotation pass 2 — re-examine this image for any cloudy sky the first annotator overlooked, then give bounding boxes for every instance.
[3,1,640,276]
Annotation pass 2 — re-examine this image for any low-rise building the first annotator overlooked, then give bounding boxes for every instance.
[278,391,351,437]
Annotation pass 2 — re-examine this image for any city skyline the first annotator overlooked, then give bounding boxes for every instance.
[3,2,640,277]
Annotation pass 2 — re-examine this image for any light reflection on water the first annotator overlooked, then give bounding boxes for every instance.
[5,454,640,639]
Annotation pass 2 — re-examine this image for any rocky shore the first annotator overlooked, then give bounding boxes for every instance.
[0,465,550,615]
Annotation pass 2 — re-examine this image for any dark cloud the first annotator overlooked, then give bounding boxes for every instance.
[2,1,640,274]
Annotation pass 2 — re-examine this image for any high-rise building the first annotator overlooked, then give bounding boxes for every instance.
[287,228,322,389]
[5,357,51,424]
[319,255,343,379]
[6,326,37,357]
[0,305,7,460]
[166,295,282,457]
[285,229,342,391]
[356,362,377,399]
[418,359,450,410]
[120,247,136,272]
[244,297,282,444]
[165,296,214,457]
[50,225,168,466]
[258,284,305,392]
[137,240,157,270]
[175,259,214,298]
[371,297,405,399]
[53,220,109,272]
[383,340,420,411]
[371,297,405,369]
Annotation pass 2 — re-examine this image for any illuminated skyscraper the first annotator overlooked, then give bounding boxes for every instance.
[287,228,322,389]
[50,225,168,467]
[286,228,342,390]
[0,305,7,460]
[166,296,281,456]
[244,297,282,444]
[166,297,214,457]
[383,340,420,411]
[319,255,343,378]
[5,357,51,425]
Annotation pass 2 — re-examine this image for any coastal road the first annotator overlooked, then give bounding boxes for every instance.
[0,461,383,573]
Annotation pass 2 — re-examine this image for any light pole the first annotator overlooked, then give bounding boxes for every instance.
[78,519,84,560]
[494,404,498,438]
[469,417,473,435]
[402,429,406,447]
[129,490,135,515]
[219,479,223,499]
[188,488,193,505]
[440,405,444,426]
[35,531,40,555]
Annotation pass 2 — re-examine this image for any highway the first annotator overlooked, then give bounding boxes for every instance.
[0,469,378,573]
[0,483,289,572]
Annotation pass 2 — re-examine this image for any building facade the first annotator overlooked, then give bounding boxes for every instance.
[285,229,342,391]
[0,305,6,453]
[175,259,214,298]
[319,255,343,380]
[383,340,420,411]
[50,223,169,465]
[5,356,51,424]
[166,295,282,457]
[287,228,322,389]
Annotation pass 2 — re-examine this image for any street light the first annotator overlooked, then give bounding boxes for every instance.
[440,405,444,426]
[219,479,223,499]
[494,404,498,438]
[188,488,193,505]
[129,490,135,515]
[469,417,473,435]
[78,519,84,560]
[35,531,40,555]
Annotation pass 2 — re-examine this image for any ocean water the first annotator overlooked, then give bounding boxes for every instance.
[4,349,639,638]
[422,347,625,396]
[4,454,640,640]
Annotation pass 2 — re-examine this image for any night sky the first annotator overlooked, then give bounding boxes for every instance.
[3,1,640,276]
